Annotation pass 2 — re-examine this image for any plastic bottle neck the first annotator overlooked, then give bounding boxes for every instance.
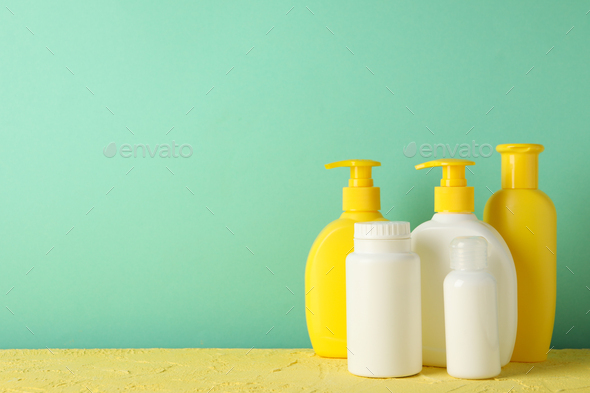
[342,186,381,211]
[433,186,474,213]
[501,151,539,189]
[353,238,411,253]
[432,212,477,222]
[451,267,486,273]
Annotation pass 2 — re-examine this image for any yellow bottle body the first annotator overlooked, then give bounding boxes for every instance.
[484,188,556,362]
[305,211,386,358]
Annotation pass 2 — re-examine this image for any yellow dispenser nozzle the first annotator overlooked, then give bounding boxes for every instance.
[415,159,475,213]
[497,144,544,189]
[325,159,381,211]
[325,159,381,187]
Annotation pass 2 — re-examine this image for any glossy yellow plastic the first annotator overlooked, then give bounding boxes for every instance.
[415,159,475,213]
[324,160,382,211]
[484,144,556,362]
[305,159,386,358]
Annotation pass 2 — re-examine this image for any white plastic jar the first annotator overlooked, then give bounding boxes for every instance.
[346,221,422,378]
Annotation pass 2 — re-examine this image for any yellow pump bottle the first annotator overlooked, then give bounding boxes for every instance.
[484,144,556,362]
[305,159,387,358]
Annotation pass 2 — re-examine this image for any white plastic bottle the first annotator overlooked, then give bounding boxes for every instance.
[444,237,501,379]
[412,159,517,367]
[346,221,422,378]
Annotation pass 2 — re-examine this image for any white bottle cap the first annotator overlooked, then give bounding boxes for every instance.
[450,236,488,270]
[354,221,411,240]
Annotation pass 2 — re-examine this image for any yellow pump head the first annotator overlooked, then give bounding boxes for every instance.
[325,159,381,212]
[497,143,544,189]
[415,158,475,213]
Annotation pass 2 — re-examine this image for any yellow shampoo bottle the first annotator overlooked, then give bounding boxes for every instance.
[484,144,556,362]
[305,159,387,358]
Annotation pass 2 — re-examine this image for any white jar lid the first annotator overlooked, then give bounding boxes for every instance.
[354,221,411,240]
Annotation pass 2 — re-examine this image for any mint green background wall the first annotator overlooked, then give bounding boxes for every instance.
[1,1,589,349]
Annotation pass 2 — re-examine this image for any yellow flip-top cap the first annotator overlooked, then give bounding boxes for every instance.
[415,158,475,213]
[326,159,381,211]
[497,144,544,189]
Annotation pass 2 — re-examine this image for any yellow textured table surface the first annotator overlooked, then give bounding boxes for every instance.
[0,348,588,392]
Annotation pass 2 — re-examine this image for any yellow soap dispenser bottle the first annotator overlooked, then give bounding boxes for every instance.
[484,144,556,362]
[305,159,387,358]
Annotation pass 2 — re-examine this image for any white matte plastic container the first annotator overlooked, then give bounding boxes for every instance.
[444,236,501,379]
[412,213,517,367]
[346,221,422,378]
